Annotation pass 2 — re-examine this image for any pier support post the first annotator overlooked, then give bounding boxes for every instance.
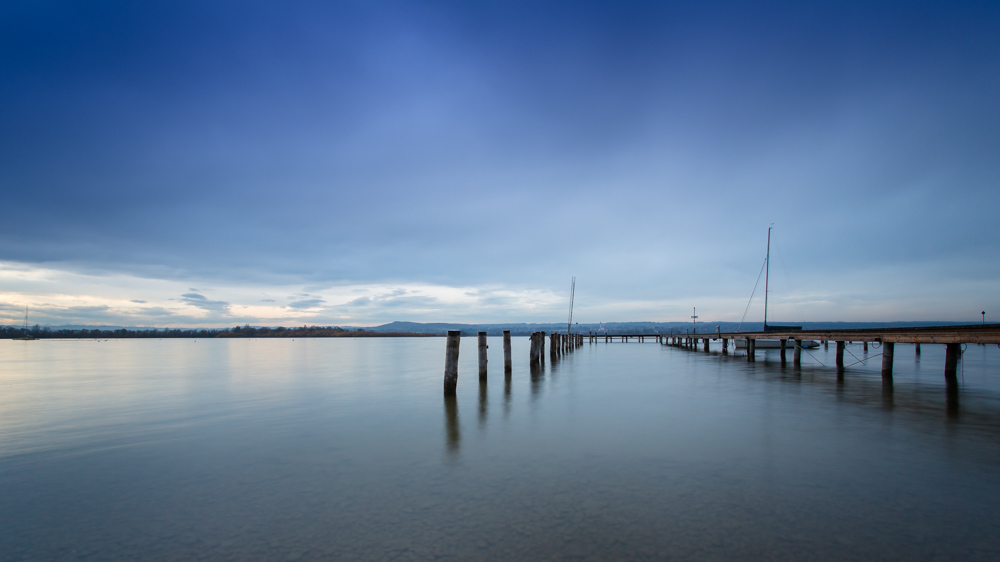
[824,340,829,350]
[503,330,512,374]
[478,332,488,380]
[944,343,961,387]
[779,339,787,365]
[721,338,728,354]
[793,339,802,367]
[836,341,845,369]
[863,341,868,353]
[703,338,709,352]
[444,331,461,395]
[881,342,894,381]
[747,339,756,362]
[915,343,921,355]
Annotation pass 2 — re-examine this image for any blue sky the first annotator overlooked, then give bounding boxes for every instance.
[1,0,998,327]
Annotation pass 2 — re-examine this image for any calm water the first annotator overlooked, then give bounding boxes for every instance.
[2,337,999,560]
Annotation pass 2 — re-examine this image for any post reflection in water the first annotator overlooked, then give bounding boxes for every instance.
[443,394,460,458]
[478,380,488,430]
[881,379,894,410]
[530,362,545,400]
[503,377,511,419]
[947,385,960,419]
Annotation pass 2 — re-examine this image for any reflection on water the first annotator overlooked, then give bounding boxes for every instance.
[478,380,488,430]
[443,394,460,459]
[2,337,999,560]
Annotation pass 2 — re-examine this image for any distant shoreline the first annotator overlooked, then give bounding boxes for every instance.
[1,326,441,340]
[3,320,984,340]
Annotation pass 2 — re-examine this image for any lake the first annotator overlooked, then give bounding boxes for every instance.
[2,337,999,560]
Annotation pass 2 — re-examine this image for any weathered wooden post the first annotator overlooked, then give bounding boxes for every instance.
[915,343,921,355]
[703,338,709,352]
[478,332,488,380]
[503,330,512,374]
[863,341,868,353]
[881,341,894,381]
[793,339,802,367]
[721,338,728,354]
[779,339,787,365]
[747,338,755,362]
[824,340,829,350]
[444,330,461,395]
[944,343,961,386]
[836,341,845,369]
[531,332,541,364]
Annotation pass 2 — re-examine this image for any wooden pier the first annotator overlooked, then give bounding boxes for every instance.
[655,324,1000,387]
[445,325,999,394]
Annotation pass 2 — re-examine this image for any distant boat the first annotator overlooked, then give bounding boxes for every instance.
[735,338,819,349]
[736,227,818,349]
[13,306,36,341]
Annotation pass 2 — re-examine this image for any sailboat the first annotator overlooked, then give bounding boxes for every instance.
[13,306,36,340]
[736,228,819,349]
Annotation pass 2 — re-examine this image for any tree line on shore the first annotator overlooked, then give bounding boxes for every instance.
[0,324,438,339]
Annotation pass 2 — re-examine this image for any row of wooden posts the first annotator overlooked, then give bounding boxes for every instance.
[665,335,956,386]
[443,330,583,395]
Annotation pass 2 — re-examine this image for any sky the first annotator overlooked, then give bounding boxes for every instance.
[1,0,998,328]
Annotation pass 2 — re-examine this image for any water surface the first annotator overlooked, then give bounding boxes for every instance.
[2,337,998,560]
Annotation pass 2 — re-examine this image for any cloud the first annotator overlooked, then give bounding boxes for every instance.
[179,291,230,313]
[287,297,325,309]
[131,299,147,303]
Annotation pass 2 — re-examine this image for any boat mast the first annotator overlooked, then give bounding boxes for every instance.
[764,227,771,331]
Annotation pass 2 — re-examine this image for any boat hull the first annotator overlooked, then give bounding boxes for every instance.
[734,339,819,349]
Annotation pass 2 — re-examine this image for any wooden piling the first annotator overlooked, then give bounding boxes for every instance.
[747,339,756,362]
[478,332,488,380]
[703,338,709,352]
[836,341,845,369]
[779,339,787,365]
[944,343,960,386]
[793,339,802,367]
[823,340,829,350]
[444,330,461,395]
[721,338,728,354]
[863,341,868,352]
[503,330,512,374]
[881,342,894,381]
[915,343,921,355]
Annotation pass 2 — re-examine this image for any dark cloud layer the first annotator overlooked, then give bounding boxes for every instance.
[1,1,998,321]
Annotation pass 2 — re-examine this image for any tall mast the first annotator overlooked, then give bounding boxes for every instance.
[567,276,576,334]
[764,227,771,330]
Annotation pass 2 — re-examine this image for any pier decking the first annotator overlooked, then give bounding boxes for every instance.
[635,324,1000,387]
